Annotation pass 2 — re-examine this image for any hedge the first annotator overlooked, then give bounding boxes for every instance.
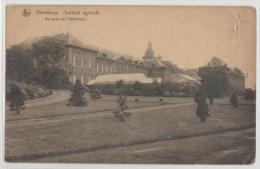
[6,81,52,101]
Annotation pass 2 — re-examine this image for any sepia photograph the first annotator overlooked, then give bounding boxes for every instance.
[4,5,256,164]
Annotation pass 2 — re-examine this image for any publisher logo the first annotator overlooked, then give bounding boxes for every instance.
[22,9,31,17]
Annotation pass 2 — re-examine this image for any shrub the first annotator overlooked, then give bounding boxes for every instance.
[91,82,197,97]
[6,81,52,101]
[244,88,256,100]
[163,91,171,97]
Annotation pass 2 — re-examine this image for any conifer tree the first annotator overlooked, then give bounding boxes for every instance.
[68,80,87,106]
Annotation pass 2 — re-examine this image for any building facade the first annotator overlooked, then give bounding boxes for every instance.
[63,33,172,86]
[198,57,245,96]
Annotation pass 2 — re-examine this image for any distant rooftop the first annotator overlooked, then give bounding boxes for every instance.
[60,33,144,64]
[166,73,200,84]
[17,32,145,65]
[207,57,226,67]
[143,41,155,59]
[14,33,177,68]
[63,33,100,52]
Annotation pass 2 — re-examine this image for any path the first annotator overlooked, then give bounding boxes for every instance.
[24,90,70,108]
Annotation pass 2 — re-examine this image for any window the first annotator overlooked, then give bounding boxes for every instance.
[106,65,109,73]
[97,64,99,73]
[114,63,116,73]
[84,75,88,83]
[101,64,104,73]
[87,59,89,67]
[69,75,73,82]
[33,58,38,68]
[72,74,76,83]
[117,65,119,73]
[80,74,84,84]
[89,58,92,69]
[81,58,84,67]
[69,55,71,64]
[73,56,76,66]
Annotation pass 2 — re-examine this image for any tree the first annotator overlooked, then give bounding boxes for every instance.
[9,82,25,114]
[6,45,34,82]
[68,80,87,106]
[244,88,256,100]
[198,67,229,97]
[233,67,243,76]
[6,36,72,88]
[195,83,209,122]
[31,37,71,88]
[115,80,124,89]
[115,80,125,95]
[230,92,238,109]
[152,80,163,96]
[205,73,228,97]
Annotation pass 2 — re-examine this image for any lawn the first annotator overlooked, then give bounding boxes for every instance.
[5,97,255,162]
[33,129,255,164]
[5,95,193,121]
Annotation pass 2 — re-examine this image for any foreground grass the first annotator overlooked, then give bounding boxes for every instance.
[33,129,255,164]
[5,99,255,162]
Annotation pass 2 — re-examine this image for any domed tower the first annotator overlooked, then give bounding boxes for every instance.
[143,41,157,67]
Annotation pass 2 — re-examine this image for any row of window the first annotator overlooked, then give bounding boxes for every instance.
[95,63,146,74]
[96,63,128,74]
[69,55,92,69]
[69,55,148,73]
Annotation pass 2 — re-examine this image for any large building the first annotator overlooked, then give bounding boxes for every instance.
[63,35,245,94]
[7,33,189,89]
[60,33,175,86]
[198,57,245,96]
[11,33,243,93]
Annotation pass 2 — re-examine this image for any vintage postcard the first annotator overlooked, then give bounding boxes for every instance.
[3,4,256,165]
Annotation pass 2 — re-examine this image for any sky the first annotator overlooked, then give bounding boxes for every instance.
[6,5,256,88]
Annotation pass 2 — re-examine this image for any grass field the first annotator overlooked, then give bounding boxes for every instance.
[5,94,255,164]
[33,128,255,164]
[5,95,193,121]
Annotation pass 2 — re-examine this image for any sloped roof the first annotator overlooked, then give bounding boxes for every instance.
[88,73,161,85]
[167,73,200,84]
[156,58,167,68]
[63,33,145,64]
[61,33,100,51]
[162,60,174,67]
[12,33,158,67]
[17,36,46,49]
[14,33,99,51]
[207,57,226,67]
